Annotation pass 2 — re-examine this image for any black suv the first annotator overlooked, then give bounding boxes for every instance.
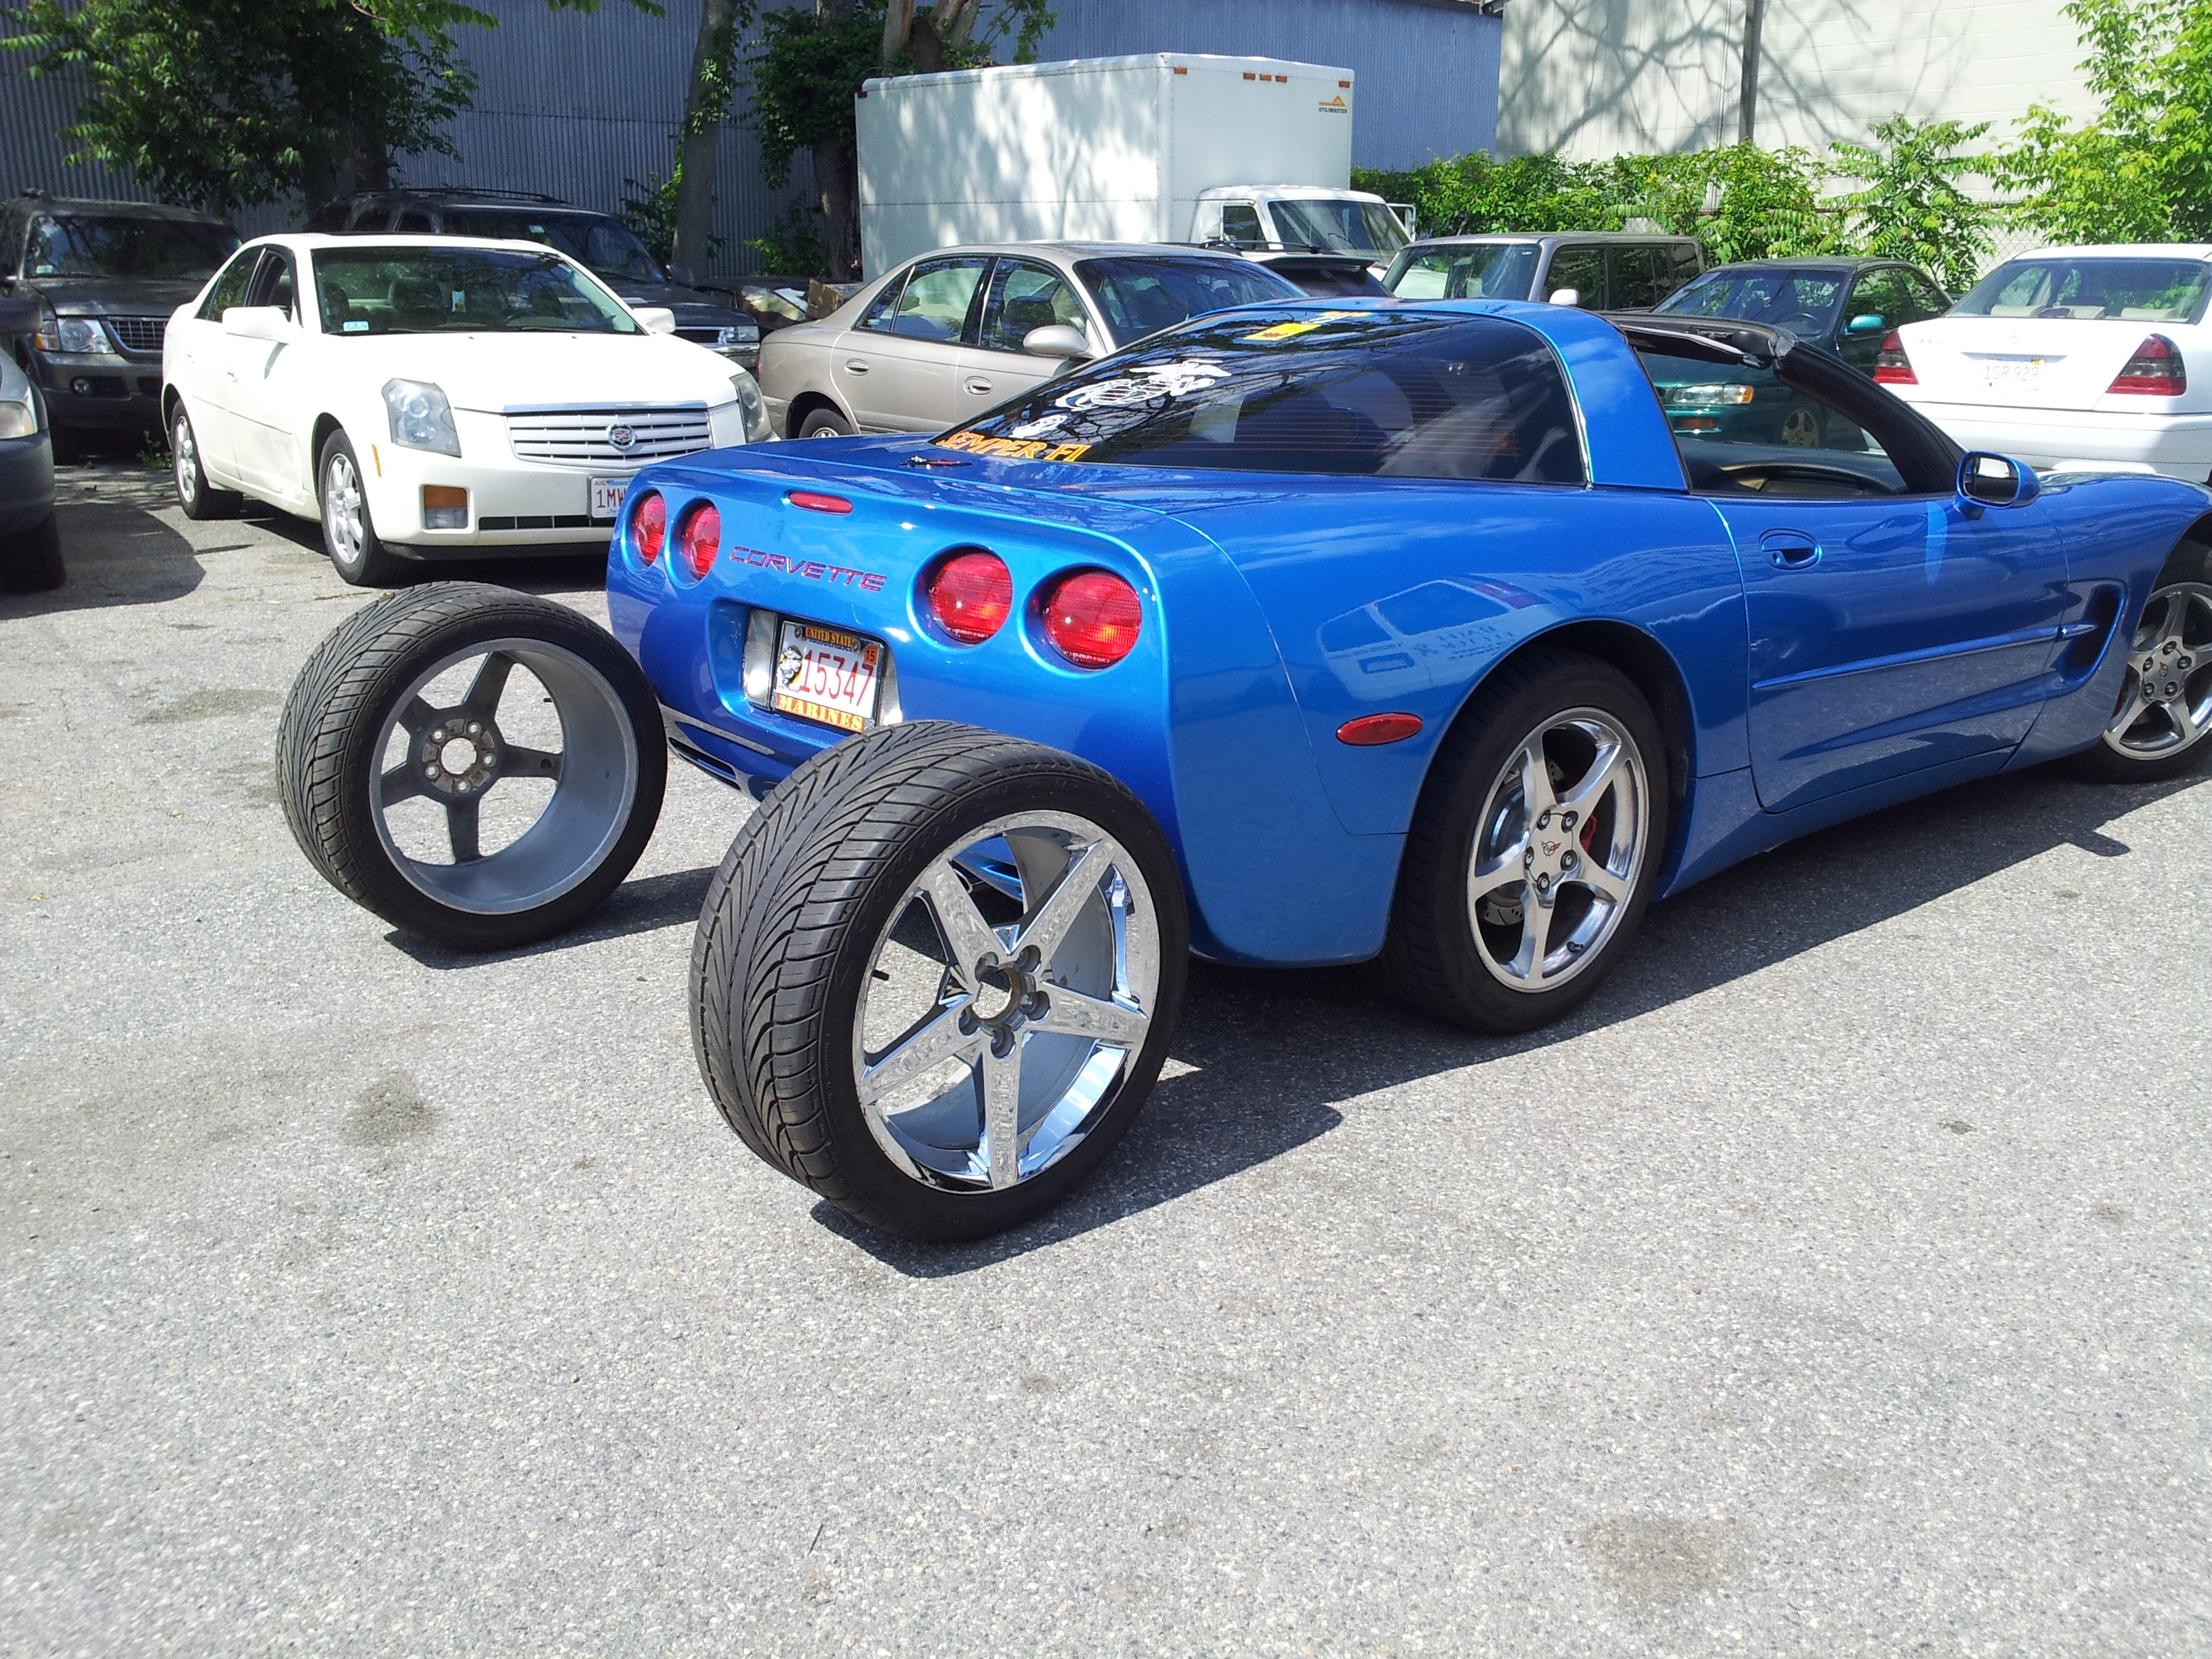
[1,193,241,455]
[306,188,760,367]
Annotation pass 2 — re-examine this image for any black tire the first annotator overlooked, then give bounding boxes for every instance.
[0,513,64,593]
[276,581,668,950]
[1373,649,1673,1033]
[796,406,854,441]
[47,424,88,467]
[692,720,1189,1241]
[2072,541,2212,783]
[169,403,241,520]
[316,429,409,586]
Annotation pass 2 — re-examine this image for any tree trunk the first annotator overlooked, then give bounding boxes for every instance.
[814,134,861,281]
[674,0,743,281]
[1738,0,1765,146]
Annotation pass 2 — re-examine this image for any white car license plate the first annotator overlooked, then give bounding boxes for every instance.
[590,476,632,522]
[1982,356,2044,388]
[773,619,883,733]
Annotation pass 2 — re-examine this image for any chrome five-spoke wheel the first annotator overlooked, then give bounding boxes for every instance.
[1467,708,1649,993]
[2104,581,2212,761]
[855,813,1160,1192]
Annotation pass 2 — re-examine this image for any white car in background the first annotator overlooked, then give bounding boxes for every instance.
[1883,244,2212,482]
[161,234,771,584]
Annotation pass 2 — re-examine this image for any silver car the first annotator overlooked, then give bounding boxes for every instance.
[759,242,1304,440]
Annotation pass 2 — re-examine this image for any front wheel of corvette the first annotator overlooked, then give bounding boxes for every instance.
[2075,546,2212,783]
[1374,650,1671,1033]
[692,721,1188,1241]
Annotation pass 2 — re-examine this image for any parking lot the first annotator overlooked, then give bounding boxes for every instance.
[3,460,2207,1656]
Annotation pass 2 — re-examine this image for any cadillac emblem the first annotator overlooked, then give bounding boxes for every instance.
[606,422,637,451]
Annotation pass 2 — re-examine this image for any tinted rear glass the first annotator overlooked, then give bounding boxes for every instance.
[442,209,663,283]
[1073,258,1301,344]
[939,308,1585,483]
[1952,256,2212,322]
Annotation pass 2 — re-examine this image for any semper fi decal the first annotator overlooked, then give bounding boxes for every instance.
[729,544,887,590]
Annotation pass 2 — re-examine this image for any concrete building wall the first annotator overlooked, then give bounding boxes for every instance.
[1498,0,2101,161]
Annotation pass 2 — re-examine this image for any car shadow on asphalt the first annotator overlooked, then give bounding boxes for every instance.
[1,485,207,615]
[819,761,2207,1277]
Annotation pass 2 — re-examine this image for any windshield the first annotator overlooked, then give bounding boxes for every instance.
[1951,255,2212,322]
[1387,243,1539,301]
[26,214,238,281]
[1656,268,1848,333]
[937,308,1584,483]
[441,209,665,285]
[1073,257,1301,345]
[1267,197,1408,257]
[310,247,639,335]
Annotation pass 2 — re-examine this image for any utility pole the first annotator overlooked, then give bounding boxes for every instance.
[1738,0,1765,145]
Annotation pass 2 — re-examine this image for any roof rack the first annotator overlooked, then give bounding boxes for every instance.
[398,185,573,207]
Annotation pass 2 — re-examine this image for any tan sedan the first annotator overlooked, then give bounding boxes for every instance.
[758,241,1303,440]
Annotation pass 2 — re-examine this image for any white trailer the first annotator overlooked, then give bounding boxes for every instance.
[855,53,1368,277]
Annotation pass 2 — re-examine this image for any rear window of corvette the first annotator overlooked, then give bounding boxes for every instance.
[940,309,1587,485]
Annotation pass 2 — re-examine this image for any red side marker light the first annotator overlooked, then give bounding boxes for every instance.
[678,504,720,579]
[1040,569,1142,669]
[924,550,1013,644]
[1873,330,1917,385]
[630,490,665,564]
[2108,333,2186,395]
[788,490,853,514]
[1337,712,1423,746]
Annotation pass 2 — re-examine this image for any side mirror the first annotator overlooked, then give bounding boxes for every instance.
[632,306,677,335]
[222,305,292,342]
[1845,312,1886,334]
[1022,323,1093,360]
[1957,450,2041,512]
[1546,287,1581,307]
[0,295,37,336]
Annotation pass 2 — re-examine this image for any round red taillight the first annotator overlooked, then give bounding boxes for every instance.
[630,491,665,565]
[678,503,720,580]
[923,550,1012,644]
[1039,569,1142,670]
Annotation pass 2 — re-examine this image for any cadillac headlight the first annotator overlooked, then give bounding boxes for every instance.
[35,312,108,354]
[0,393,38,440]
[730,370,772,443]
[1666,383,1755,407]
[382,378,461,456]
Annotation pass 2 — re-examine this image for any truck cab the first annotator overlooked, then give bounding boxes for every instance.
[1194,185,1412,279]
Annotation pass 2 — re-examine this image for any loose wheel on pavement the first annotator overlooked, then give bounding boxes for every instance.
[796,407,854,441]
[277,581,668,951]
[2076,544,2212,783]
[170,403,240,520]
[317,430,408,587]
[1374,649,1671,1033]
[693,721,1187,1241]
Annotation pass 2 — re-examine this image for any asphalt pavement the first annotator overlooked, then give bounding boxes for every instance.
[3,456,2207,1657]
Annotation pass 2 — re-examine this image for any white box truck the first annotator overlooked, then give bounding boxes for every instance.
[854,53,1409,277]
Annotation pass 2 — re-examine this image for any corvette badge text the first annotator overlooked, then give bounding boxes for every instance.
[730,545,888,591]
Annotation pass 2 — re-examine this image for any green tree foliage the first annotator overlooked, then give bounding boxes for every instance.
[1993,0,2212,242]
[1358,119,1994,281]
[0,0,654,215]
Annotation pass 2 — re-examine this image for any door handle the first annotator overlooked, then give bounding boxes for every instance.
[964,376,993,395]
[844,359,869,374]
[1761,531,1820,570]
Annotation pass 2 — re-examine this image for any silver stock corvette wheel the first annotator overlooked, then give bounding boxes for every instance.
[2076,544,2212,783]
[692,722,1187,1241]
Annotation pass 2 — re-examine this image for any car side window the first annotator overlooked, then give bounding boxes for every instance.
[305,199,350,234]
[394,209,434,232]
[855,270,909,334]
[886,257,987,342]
[1219,203,1263,249]
[977,260,1086,354]
[197,249,261,321]
[1666,244,1703,291]
[1545,245,1605,307]
[1847,268,1910,331]
[1904,272,1950,319]
[0,208,22,279]
[249,249,299,322]
[1610,246,1672,310]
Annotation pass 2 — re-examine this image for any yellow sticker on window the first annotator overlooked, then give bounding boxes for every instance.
[1240,310,1364,343]
[934,431,1091,462]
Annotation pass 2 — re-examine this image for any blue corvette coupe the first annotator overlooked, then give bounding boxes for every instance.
[279,298,2212,1240]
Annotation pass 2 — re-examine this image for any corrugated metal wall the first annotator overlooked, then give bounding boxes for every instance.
[1,0,1497,275]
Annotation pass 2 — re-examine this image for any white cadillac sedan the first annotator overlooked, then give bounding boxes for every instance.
[162,234,771,584]
[1884,244,2212,483]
